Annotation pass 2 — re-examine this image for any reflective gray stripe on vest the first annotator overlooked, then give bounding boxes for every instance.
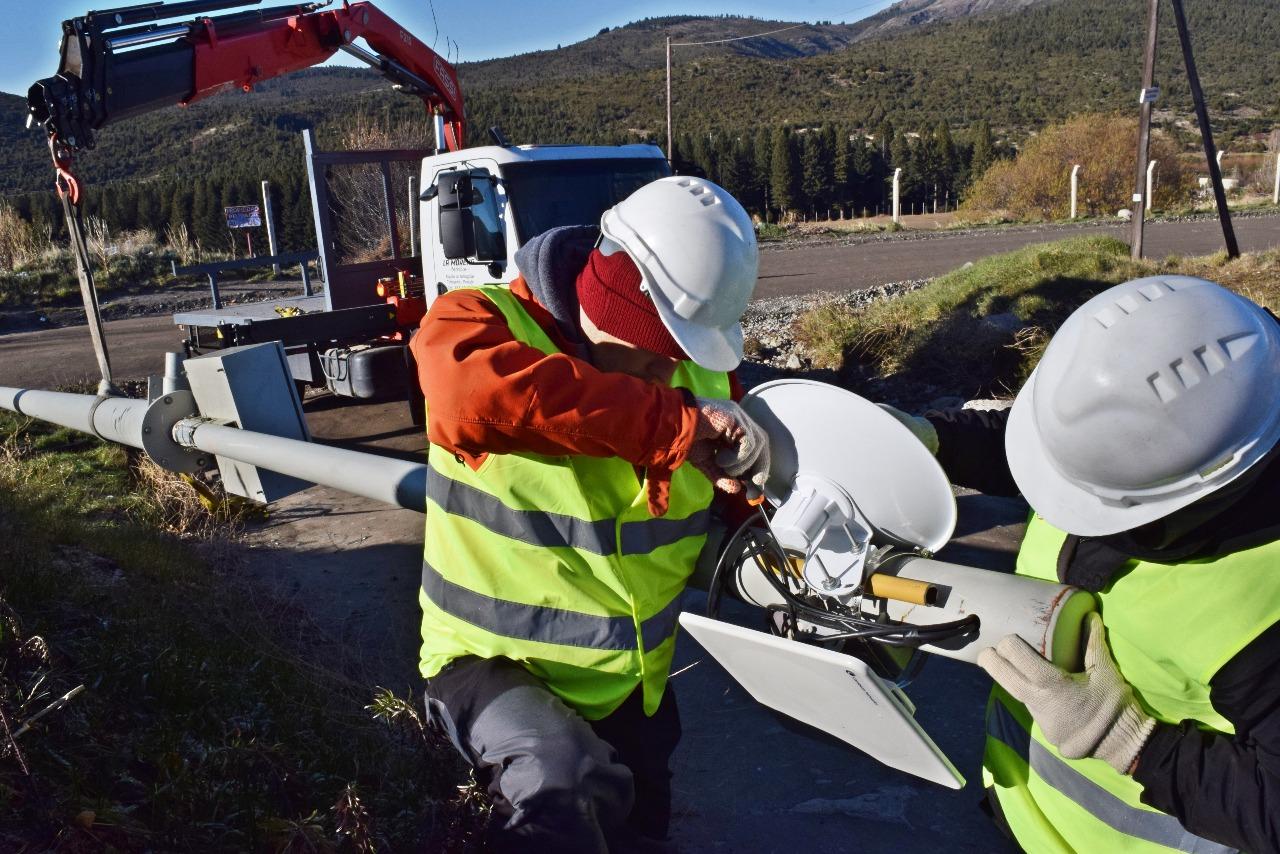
[987,701,1237,854]
[428,467,707,556]
[423,560,680,653]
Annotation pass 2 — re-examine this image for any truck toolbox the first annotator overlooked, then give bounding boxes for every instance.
[322,345,409,400]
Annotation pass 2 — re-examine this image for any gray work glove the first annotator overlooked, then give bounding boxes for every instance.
[877,403,940,456]
[978,612,1156,775]
[690,397,770,495]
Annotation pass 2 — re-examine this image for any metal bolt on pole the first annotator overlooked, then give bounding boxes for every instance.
[262,181,281,276]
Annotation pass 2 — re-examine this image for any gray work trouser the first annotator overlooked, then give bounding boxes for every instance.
[425,656,681,853]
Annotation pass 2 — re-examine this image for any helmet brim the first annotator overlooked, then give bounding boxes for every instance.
[1006,367,1213,537]
[649,288,744,371]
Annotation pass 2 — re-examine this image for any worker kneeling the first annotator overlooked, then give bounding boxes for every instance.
[410,177,764,851]
[903,276,1280,852]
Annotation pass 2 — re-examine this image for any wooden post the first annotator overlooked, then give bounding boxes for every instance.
[1130,0,1160,260]
[1170,0,1239,258]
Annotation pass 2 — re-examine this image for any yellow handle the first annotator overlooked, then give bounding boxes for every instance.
[867,574,939,607]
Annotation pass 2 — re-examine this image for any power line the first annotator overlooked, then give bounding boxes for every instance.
[670,0,894,47]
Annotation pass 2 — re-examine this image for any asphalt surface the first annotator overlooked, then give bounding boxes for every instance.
[754,216,1280,298]
[3,215,1278,390]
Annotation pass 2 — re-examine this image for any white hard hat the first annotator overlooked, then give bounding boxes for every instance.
[1007,276,1280,536]
[599,176,759,371]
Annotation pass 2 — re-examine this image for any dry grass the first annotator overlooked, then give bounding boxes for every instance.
[962,114,1191,221]
[131,455,260,538]
[793,237,1280,402]
[0,203,45,272]
[0,407,479,849]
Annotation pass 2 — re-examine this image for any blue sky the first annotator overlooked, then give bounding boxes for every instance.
[1,0,899,96]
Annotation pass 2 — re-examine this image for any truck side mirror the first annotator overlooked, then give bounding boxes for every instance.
[437,171,476,260]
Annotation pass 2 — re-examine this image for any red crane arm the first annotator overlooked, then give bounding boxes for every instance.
[186,2,465,150]
[28,0,467,165]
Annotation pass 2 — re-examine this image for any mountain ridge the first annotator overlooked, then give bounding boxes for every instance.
[2,0,1275,198]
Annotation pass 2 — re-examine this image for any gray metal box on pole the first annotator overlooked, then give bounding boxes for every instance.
[262,180,281,277]
[183,342,311,503]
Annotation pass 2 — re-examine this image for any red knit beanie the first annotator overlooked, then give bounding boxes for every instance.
[576,248,687,360]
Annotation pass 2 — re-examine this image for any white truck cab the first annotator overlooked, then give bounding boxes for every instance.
[418,143,670,307]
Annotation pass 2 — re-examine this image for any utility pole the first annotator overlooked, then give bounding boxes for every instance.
[666,36,674,164]
[1170,0,1238,257]
[1130,0,1160,260]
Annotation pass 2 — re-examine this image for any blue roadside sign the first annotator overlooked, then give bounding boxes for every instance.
[225,205,262,229]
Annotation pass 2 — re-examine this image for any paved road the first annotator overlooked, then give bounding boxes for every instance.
[0,315,186,389]
[755,216,1280,298]
[3,216,1277,390]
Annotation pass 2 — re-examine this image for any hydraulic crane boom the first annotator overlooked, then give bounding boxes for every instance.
[28,0,466,168]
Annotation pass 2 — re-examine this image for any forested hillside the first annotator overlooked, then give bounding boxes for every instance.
[2,0,1275,255]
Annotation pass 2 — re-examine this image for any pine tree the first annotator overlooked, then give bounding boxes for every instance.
[970,120,996,183]
[799,132,830,215]
[848,136,874,211]
[769,126,796,216]
[876,119,896,160]
[934,120,957,206]
[832,126,851,212]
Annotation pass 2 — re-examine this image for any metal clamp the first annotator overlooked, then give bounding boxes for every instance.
[139,391,207,473]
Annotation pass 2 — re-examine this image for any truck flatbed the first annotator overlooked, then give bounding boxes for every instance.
[173,295,329,328]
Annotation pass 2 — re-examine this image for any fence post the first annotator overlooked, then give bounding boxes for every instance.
[1146,160,1158,220]
[261,181,281,277]
[892,169,902,224]
[1070,165,1082,219]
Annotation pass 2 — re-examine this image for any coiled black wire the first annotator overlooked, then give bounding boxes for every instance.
[706,507,979,647]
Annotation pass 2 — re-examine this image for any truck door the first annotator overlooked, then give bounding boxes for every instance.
[421,159,513,308]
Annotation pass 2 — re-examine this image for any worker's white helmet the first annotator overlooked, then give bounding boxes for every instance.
[1007,276,1280,537]
[599,176,758,372]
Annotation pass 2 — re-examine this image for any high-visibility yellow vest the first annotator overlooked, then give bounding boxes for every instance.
[984,514,1280,853]
[418,285,730,720]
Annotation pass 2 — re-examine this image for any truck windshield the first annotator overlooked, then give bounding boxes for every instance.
[502,158,671,243]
